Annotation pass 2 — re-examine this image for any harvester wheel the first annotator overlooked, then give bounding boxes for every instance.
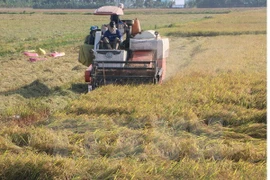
[154,77,159,84]
[155,68,163,84]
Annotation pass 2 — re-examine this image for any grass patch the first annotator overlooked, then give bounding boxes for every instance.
[158,9,266,36]
[1,99,50,126]
[43,12,82,15]
[167,10,231,14]
[0,11,35,14]
[166,30,266,37]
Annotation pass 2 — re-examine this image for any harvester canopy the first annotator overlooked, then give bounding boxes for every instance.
[93,6,124,15]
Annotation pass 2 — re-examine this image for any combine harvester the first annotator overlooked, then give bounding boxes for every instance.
[81,5,169,91]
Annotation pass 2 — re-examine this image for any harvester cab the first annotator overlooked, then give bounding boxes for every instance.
[81,5,169,92]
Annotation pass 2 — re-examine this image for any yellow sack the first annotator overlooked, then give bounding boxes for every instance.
[37,48,46,55]
[78,44,94,67]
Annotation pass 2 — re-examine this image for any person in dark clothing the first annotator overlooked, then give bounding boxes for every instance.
[110,3,124,28]
[101,21,122,49]
[84,26,98,45]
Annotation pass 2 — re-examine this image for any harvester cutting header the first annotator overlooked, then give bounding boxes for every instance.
[78,4,169,92]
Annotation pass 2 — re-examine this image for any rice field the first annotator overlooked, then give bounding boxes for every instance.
[0,7,266,179]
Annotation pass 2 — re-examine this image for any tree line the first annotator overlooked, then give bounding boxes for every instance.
[186,0,266,8]
[0,0,266,8]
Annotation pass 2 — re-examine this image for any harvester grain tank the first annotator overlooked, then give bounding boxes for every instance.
[80,5,169,91]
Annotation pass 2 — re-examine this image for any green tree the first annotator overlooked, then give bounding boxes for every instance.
[144,0,154,7]
[135,0,144,7]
